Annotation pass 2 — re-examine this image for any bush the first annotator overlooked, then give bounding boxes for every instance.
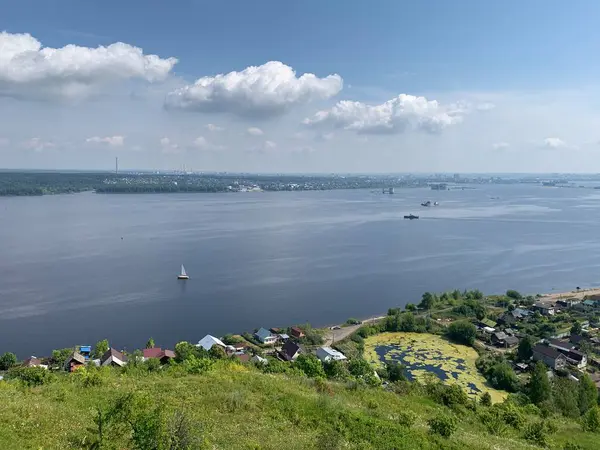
[479,392,492,406]
[523,421,548,446]
[386,362,407,382]
[427,382,469,408]
[582,406,600,432]
[506,290,522,300]
[500,404,525,430]
[428,414,457,438]
[7,366,53,386]
[446,320,477,345]
[295,354,325,378]
[397,410,417,428]
[479,410,507,436]
[0,352,17,370]
[183,356,214,374]
[346,318,361,325]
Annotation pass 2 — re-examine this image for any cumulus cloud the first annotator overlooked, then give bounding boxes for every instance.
[192,136,225,151]
[303,94,464,134]
[21,138,55,151]
[492,142,510,150]
[164,61,343,118]
[205,123,224,132]
[160,137,179,153]
[86,136,125,146]
[247,127,264,136]
[0,31,178,101]
[541,137,567,148]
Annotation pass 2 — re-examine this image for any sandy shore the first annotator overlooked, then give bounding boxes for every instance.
[539,287,600,302]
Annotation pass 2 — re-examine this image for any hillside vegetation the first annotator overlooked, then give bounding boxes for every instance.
[0,360,596,450]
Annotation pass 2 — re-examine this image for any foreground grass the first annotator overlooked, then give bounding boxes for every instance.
[0,362,595,449]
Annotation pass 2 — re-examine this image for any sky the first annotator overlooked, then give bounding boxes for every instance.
[2,0,600,173]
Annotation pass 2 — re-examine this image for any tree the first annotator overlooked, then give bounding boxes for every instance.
[145,337,155,349]
[174,341,197,362]
[517,336,534,362]
[386,362,407,382]
[324,360,350,380]
[582,407,600,432]
[93,339,110,359]
[419,292,435,310]
[528,361,551,405]
[506,290,522,300]
[428,414,457,438]
[348,358,374,378]
[480,392,492,406]
[487,362,519,392]
[0,352,17,370]
[405,303,417,312]
[208,345,226,360]
[571,321,583,336]
[446,320,477,345]
[578,373,598,415]
[51,348,73,368]
[295,354,325,378]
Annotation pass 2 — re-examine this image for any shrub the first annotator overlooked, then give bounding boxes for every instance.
[346,318,361,325]
[480,392,492,407]
[500,404,525,430]
[479,410,507,436]
[397,410,417,428]
[428,414,457,438]
[523,421,547,446]
[427,382,468,408]
[506,290,522,300]
[0,352,17,370]
[446,320,477,345]
[582,406,600,432]
[7,366,53,386]
[295,354,325,378]
[183,356,214,374]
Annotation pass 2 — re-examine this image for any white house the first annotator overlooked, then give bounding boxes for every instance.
[316,347,347,363]
[101,348,126,367]
[251,355,268,365]
[255,327,278,345]
[196,334,226,351]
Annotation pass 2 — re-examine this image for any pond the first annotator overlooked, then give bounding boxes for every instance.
[364,332,506,403]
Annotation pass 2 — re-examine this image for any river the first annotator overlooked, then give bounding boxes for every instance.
[1,184,600,357]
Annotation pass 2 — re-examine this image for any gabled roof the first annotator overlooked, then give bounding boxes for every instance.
[480,318,496,328]
[316,347,347,361]
[504,336,519,346]
[513,308,532,317]
[143,348,163,358]
[567,350,586,362]
[547,338,575,351]
[22,356,41,367]
[101,348,125,364]
[196,335,226,351]
[255,327,274,340]
[252,355,268,364]
[533,344,564,360]
[534,302,554,310]
[280,341,301,361]
[67,352,86,365]
[160,349,175,359]
[493,331,508,340]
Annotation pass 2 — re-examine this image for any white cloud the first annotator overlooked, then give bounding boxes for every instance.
[0,31,178,101]
[492,142,510,150]
[86,136,125,146]
[160,137,179,153]
[21,138,55,151]
[247,127,264,136]
[164,61,343,118]
[205,123,224,132]
[264,140,277,149]
[541,137,567,149]
[303,94,464,134]
[192,136,225,151]
[477,102,496,112]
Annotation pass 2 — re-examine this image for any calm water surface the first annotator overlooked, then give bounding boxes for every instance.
[2,185,600,357]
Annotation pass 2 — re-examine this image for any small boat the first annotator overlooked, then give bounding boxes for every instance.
[421,201,431,207]
[404,214,419,220]
[177,264,189,280]
[433,202,439,206]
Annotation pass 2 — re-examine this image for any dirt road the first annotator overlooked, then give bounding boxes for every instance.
[323,316,386,346]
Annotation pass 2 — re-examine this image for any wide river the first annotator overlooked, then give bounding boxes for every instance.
[2,184,600,357]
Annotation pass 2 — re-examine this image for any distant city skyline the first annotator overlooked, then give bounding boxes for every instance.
[2,1,600,173]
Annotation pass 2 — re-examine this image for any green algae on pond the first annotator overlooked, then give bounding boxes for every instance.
[364,332,506,403]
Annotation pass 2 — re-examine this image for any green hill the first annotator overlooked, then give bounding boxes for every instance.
[0,361,596,449]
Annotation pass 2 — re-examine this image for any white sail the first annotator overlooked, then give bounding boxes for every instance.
[180,265,187,277]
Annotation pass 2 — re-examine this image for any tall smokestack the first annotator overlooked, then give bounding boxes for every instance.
[115,157,119,174]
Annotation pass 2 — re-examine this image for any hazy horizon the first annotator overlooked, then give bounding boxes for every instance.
[2,1,600,173]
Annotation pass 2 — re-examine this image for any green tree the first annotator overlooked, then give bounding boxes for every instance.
[487,362,519,392]
[93,339,110,359]
[552,378,580,418]
[51,348,73,368]
[405,303,417,312]
[428,414,457,438]
[528,361,552,405]
[0,352,17,370]
[480,392,492,406]
[386,362,407,382]
[348,358,374,378]
[578,373,598,415]
[446,320,477,345]
[208,345,226,360]
[295,354,325,378]
[451,289,461,300]
[582,406,600,432]
[571,321,583,336]
[324,360,350,380]
[506,290,522,300]
[517,336,534,361]
[419,292,435,310]
[174,341,197,362]
[145,337,155,349]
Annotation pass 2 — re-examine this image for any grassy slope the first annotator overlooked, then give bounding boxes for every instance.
[0,362,596,449]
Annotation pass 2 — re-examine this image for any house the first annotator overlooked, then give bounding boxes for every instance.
[251,355,268,365]
[565,350,587,369]
[496,313,517,327]
[533,344,567,370]
[546,338,575,353]
[279,341,302,361]
[196,335,226,351]
[64,352,86,372]
[234,353,251,363]
[101,348,126,367]
[479,318,496,330]
[533,302,555,316]
[513,308,533,319]
[290,327,305,339]
[22,356,48,369]
[316,347,347,363]
[142,348,175,365]
[278,334,290,341]
[255,327,278,345]
[270,327,282,334]
[78,346,92,360]
[556,298,581,308]
[491,332,519,348]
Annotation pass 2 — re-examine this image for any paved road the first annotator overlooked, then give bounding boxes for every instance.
[323,316,386,346]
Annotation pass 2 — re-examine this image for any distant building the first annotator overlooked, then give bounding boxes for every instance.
[533,344,567,370]
[546,338,575,353]
[491,332,519,348]
[101,348,126,368]
[196,335,226,351]
[251,355,268,365]
[290,327,305,339]
[78,346,92,360]
[316,347,347,363]
[279,341,302,361]
[22,356,47,369]
[142,348,175,365]
[533,303,555,316]
[64,352,86,372]
[255,328,278,345]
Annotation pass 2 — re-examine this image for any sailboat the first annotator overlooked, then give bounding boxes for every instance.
[177,264,189,280]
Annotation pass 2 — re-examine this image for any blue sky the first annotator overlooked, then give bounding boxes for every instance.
[2,1,600,172]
